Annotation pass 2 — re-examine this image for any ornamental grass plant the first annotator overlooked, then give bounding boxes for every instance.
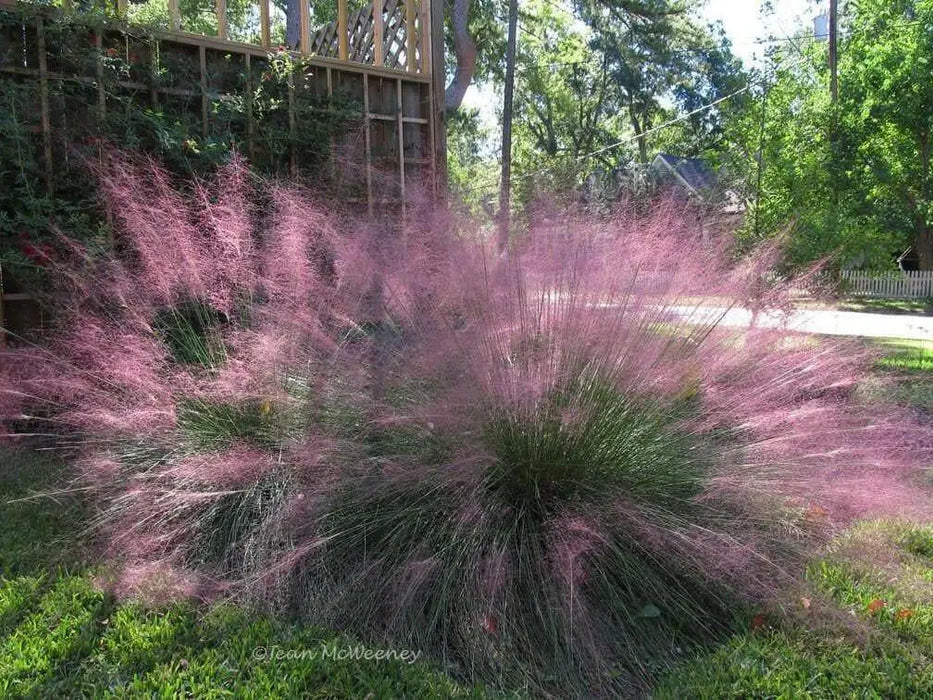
[2,154,930,694]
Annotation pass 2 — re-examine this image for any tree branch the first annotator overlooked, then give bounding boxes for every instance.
[445,0,478,113]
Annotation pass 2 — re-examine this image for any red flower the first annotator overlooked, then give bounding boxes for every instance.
[895,608,914,622]
[750,613,767,631]
[20,242,54,267]
[867,599,886,615]
[481,614,498,636]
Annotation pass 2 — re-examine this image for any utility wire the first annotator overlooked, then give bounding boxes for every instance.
[458,83,753,196]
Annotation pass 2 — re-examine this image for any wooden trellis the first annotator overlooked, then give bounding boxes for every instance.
[0,0,448,344]
[310,0,426,73]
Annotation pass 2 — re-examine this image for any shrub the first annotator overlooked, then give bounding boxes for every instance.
[2,154,930,694]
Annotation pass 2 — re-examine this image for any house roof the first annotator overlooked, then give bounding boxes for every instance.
[651,154,718,197]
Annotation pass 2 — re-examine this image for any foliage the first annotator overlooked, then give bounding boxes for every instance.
[727,0,933,270]
[838,0,933,269]
[0,8,360,302]
[573,0,750,164]
[496,1,750,214]
[445,107,498,219]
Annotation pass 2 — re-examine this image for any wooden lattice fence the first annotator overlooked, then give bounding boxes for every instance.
[310,0,425,72]
[842,270,933,299]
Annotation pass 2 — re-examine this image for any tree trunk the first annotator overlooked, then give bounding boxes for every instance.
[445,0,477,113]
[628,105,648,163]
[917,224,933,270]
[498,0,519,253]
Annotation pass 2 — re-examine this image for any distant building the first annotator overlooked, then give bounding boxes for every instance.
[649,154,719,200]
[583,153,745,232]
[898,247,920,272]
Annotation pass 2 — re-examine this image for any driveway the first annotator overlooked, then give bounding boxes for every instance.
[668,306,933,342]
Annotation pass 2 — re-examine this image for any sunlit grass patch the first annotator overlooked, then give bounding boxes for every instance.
[874,338,933,373]
[657,521,933,697]
[811,521,933,647]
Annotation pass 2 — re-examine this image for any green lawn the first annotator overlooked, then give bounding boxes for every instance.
[838,298,933,316]
[862,338,933,415]
[875,338,933,374]
[0,450,482,698]
[1,336,930,697]
[656,520,933,698]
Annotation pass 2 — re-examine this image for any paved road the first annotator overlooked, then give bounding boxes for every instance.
[669,306,933,342]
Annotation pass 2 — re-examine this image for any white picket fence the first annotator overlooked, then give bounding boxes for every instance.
[841,270,933,299]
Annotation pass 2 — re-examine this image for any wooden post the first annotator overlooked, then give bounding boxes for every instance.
[217,0,227,40]
[245,53,255,161]
[396,77,407,231]
[117,0,127,17]
[260,0,270,48]
[37,19,53,196]
[373,0,385,67]
[327,67,336,179]
[338,0,349,61]
[288,69,297,176]
[405,0,416,72]
[364,73,374,216]
[169,0,181,31]
[430,0,446,196]
[199,45,209,137]
[419,0,430,74]
[300,0,311,54]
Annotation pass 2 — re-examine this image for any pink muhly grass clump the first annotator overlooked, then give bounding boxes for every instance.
[1,155,930,694]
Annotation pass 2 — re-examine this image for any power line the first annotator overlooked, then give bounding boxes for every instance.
[457,83,755,197]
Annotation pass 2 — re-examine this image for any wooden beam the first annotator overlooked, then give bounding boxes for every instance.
[373,0,385,67]
[169,0,180,31]
[260,0,270,48]
[364,73,374,216]
[338,0,349,61]
[217,0,227,40]
[199,44,209,137]
[396,77,407,234]
[405,0,416,73]
[245,53,254,161]
[300,0,311,54]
